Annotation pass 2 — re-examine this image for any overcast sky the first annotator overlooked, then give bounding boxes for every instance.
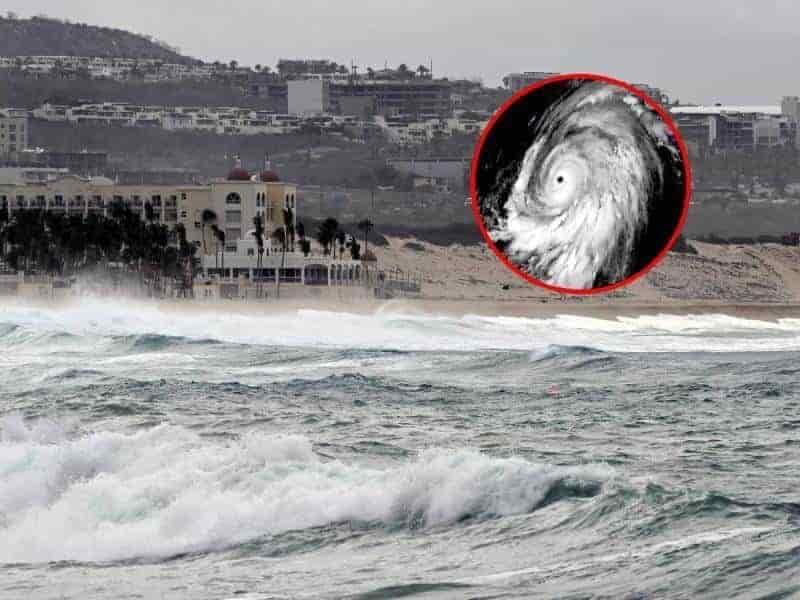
[5,1,798,104]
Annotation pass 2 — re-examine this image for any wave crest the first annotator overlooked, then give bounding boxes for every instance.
[0,418,612,563]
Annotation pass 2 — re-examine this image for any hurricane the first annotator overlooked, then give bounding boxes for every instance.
[480,78,687,289]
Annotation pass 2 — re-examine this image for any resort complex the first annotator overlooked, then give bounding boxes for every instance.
[0,164,421,300]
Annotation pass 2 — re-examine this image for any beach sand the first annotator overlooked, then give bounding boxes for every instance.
[13,238,800,321]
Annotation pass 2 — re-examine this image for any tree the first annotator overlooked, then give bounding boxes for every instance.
[349,238,361,260]
[271,227,287,298]
[336,229,346,259]
[417,64,430,79]
[252,214,265,296]
[216,228,226,275]
[283,207,294,252]
[357,218,374,259]
[229,60,239,71]
[210,224,221,270]
[200,208,217,254]
[316,217,338,257]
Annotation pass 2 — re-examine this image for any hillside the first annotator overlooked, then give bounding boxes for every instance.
[0,16,197,64]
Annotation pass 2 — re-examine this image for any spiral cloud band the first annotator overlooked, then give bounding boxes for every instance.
[477,78,687,291]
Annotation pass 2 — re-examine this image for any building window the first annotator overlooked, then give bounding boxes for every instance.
[226,192,241,205]
[225,210,242,223]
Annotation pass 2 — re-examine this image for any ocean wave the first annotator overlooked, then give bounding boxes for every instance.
[529,344,604,362]
[2,298,800,353]
[0,417,612,564]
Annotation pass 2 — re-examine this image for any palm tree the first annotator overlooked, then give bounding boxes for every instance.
[316,218,338,257]
[211,223,220,269]
[417,64,430,79]
[397,63,410,79]
[271,227,286,298]
[252,214,265,296]
[357,218,374,259]
[174,223,193,296]
[283,207,294,252]
[216,228,226,276]
[336,229,346,260]
[200,208,217,255]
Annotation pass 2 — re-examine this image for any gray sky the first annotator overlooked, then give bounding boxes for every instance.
[6,0,797,104]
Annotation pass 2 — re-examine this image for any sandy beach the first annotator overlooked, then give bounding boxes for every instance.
[12,238,800,321]
[366,237,800,315]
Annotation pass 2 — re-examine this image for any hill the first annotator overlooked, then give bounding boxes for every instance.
[0,16,197,64]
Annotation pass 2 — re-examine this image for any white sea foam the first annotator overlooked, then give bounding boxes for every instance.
[1,298,800,353]
[0,417,611,563]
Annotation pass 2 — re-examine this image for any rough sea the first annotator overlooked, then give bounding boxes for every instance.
[1,299,799,599]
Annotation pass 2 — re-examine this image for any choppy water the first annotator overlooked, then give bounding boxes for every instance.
[1,299,799,599]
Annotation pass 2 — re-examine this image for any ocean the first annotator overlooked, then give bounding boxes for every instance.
[1,299,799,599]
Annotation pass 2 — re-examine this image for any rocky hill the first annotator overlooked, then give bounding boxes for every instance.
[0,16,197,64]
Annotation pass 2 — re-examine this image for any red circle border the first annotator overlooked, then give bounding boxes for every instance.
[469,72,693,296]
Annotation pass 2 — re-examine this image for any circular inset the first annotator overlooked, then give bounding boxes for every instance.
[471,73,691,294]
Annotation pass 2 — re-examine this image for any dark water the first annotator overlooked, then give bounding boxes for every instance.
[1,300,799,599]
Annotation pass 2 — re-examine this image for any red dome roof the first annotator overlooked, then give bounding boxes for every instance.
[227,168,252,181]
[260,170,281,182]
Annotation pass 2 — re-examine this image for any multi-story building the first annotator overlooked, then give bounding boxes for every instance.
[671,105,794,153]
[387,157,471,192]
[0,165,378,291]
[288,79,331,116]
[329,79,452,117]
[502,72,560,93]
[1,165,294,260]
[0,109,28,159]
[502,72,669,104]
[375,115,487,145]
[17,150,108,176]
[781,96,800,121]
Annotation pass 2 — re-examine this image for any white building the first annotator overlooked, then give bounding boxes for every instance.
[0,108,29,158]
[288,79,331,116]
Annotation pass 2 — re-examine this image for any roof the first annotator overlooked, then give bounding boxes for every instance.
[671,105,782,116]
[259,170,281,182]
[226,168,252,181]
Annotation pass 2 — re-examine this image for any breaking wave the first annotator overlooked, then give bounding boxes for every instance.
[0,417,611,563]
[3,299,800,354]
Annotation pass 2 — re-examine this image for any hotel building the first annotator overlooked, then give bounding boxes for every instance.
[0,166,370,290]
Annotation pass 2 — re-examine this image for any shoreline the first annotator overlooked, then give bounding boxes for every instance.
[11,295,800,321]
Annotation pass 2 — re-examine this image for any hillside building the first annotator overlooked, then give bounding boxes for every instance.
[0,108,28,159]
[288,79,331,116]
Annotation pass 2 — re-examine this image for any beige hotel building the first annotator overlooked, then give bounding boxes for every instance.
[1,166,368,288]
